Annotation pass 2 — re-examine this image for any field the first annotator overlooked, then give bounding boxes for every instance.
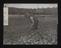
[3,8,58,45]
[3,16,57,44]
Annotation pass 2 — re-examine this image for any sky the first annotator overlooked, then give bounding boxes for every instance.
[4,4,58,9]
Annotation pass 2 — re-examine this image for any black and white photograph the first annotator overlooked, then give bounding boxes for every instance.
[3,4,58,45]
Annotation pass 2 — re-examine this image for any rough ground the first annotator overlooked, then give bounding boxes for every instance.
[3,15,58,45]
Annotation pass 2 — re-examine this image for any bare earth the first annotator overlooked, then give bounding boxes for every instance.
[3,15,57,45]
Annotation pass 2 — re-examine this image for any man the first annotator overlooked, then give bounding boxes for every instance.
[31,16,39,30]
[25,13,39,30]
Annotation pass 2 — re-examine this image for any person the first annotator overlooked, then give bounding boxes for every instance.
[25,13,39,30]
[31,16,39,30]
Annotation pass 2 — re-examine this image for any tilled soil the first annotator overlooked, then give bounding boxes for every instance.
[3,15,57,45]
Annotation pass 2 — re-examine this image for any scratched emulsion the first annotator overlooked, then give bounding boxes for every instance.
[3,7,8,26]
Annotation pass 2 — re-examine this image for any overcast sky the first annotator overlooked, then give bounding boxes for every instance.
[4,4,57,9]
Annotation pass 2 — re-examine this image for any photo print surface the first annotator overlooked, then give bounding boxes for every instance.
[3,4,58,45]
